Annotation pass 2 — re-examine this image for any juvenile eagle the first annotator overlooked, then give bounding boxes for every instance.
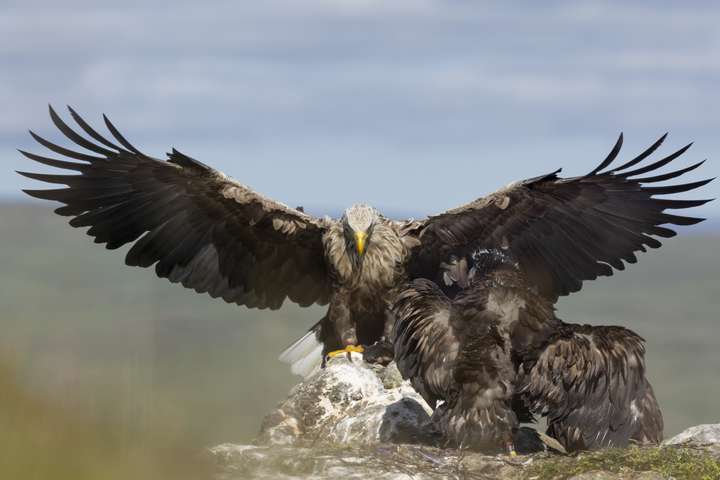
[393,250,664,452]
[20,106,711,373]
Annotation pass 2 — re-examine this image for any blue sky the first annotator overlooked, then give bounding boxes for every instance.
[2,0,718,220]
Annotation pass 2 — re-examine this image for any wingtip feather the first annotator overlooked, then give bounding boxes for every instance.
[588,132,624,176]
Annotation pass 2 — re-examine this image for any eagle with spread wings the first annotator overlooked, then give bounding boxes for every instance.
[20,106,711,375]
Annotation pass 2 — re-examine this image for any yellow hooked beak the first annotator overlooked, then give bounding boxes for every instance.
[355,231,368,256]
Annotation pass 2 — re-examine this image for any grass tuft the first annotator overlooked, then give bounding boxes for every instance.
[526,445,720,480]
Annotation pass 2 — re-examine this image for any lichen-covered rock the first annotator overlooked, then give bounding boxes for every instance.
[211,357,720,479]
[665,423,720,446]
[256,352,435,446]
[210,443,524,480]
[211,442,720,480]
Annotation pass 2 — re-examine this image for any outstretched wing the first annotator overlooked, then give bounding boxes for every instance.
[19,106,332,309]
[409,134,713,300]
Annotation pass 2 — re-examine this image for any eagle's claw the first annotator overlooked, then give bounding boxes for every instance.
[326,345,365,358]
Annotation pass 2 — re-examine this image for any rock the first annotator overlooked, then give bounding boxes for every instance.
[211,353,561,479]
[256,352,435,446]
[664,423,720,446]
[211,356,720,479]
[210,442,522,480]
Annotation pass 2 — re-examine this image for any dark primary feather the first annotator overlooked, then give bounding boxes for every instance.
[19,105,332,310]
[409,133,713,300]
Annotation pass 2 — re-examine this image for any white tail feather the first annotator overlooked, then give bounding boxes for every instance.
[279,329,323,378]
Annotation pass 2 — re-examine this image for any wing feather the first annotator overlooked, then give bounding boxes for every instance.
[392,279,456,408]
[410,135,712,300]
[20,106,332,309]
[520,323,662,450]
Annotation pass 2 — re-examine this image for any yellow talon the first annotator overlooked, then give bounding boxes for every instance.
[326,345,365,358]
[509,450,518,457]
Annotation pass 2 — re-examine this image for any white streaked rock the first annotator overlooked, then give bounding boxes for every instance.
[257,352,434,446]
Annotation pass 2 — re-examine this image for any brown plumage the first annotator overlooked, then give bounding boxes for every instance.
[19,106,711,377]
[406,133,712,302]
[520,322,663,451]
[21,107,333,311]
[20,107,421,374]
[392,249,664,452]
[392,277,519,451]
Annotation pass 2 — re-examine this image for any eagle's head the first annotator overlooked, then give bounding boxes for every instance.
[341,204,379,265]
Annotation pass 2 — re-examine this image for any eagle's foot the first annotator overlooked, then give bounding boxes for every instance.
[326,345,365,358]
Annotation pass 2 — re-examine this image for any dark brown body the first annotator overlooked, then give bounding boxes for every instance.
[392,250,664,452]
[319,220,412,354]
[320,293,394,353]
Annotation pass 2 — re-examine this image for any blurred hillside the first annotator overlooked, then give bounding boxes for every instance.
[0,203,718,475]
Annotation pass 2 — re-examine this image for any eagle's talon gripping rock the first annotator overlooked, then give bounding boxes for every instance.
[326,345,365,359]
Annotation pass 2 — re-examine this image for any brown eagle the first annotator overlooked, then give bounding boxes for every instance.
[393,249,665,452]
[20,106,711,376]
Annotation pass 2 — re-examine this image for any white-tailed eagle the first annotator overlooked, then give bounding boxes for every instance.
[19,106,711,377]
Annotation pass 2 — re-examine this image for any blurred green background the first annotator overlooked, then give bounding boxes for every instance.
[1,203,718,478]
